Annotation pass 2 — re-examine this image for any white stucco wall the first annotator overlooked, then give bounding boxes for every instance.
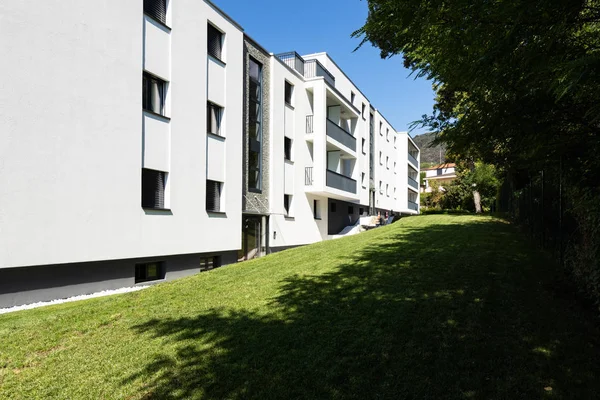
[0,0,244,268]
[269,57,327,248]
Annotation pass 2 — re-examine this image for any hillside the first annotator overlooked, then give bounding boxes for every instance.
[1,215,599,399]
[412,132,447,167]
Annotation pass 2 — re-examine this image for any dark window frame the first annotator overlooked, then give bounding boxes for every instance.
[207,101,223,137]
[284,194,291,216]
[313,199,321,219]
[348,206,354,215]
[330,202,337,213]
[206,180,223,213]
[143,72,167,117]
[284,81,294,106]
[284,137,293,161]
[144,0,167,26]
[135,261,165,283]
[141,168,167,210]
[248,57,263,192]
[207,23,224,61]
[350,91,355,104]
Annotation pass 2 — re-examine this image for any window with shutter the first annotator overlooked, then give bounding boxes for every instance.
[144,0,167,25]
[207,24,223,61]
[142,168,166,209]
[206,180,222,212]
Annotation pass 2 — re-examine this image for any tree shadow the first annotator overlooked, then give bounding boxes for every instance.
[125,217,600,399]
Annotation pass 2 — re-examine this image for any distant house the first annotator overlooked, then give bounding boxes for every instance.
[421,163,457,193]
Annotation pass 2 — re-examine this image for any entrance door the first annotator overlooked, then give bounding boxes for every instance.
[239,216,262,261]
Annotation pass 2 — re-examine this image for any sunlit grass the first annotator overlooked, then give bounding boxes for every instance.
[0,215,598,399]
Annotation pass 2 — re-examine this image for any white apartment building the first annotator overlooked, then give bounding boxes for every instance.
[0,0,419,307]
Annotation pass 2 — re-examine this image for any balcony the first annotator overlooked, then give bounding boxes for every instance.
[305,59,335,86]
[408,201,419,212]
[408,153,419,167]
[276,51,305,76]
[408,176,419,190]
[326,170,357,194]
[326,119,356,152]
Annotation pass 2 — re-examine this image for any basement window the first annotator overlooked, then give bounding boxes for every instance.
[135,262,165,283]
[200,256,221,272]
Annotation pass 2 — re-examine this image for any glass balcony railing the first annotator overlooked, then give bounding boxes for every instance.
[408,153,418,166]
[326,170,357,194]
[408,177,419,190]
[408,201,419,211]
[326,119,356,151]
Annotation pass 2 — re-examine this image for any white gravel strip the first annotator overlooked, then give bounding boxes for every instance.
[0,286,149,315]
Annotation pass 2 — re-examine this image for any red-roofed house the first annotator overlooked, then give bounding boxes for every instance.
[421,163,457,193]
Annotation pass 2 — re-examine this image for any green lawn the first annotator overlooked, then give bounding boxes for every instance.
[1,215,599,399]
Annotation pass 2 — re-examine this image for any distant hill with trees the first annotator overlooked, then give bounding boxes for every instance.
[411,132,446,167]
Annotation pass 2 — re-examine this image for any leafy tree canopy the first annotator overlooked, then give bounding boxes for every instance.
[354,0,600,185]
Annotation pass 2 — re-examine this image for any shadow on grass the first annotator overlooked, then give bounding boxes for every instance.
[126,216,600,399]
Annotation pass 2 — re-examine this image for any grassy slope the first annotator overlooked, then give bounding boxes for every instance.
[0,215,599,399]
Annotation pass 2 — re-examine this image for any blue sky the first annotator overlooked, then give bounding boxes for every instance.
[212,0,435,137]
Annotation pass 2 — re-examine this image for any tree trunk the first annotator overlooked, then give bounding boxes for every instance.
[473,190,482,213]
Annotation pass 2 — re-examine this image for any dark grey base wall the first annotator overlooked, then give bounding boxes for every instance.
[0,251,238,309]
[328,199,369,235]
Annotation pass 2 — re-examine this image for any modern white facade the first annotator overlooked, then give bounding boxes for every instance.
[0,0,419,307]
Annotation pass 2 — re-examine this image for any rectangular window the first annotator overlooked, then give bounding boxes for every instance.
[348,206,354,214]
[362,103,366,118]
[379,122,383,135]
[143,72,167,116]
[207,102,223,136]
[361,172,366,187]
[284,81,294,106]
[394,162,397,174]
[208,24,224,61]
[135,262,165,283]
[248,57,262,191]
[386,156,389,169]
[379,151,383,165]
[313,199,321,219]
[200,256,220,272]
[359,207,364,215]
[284,194,292,216]
[394,187,397,199]
[142,168,166,209]
[284,137,292,161]
[144,0,166,25]
[386,128,390,142]
[386,184,389,197]
[330,202,337,213]
[206,180,222,212]
[394,136,397,148]
[379,180,383,194]
[362,138,366,154]
[350,91,355,104]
